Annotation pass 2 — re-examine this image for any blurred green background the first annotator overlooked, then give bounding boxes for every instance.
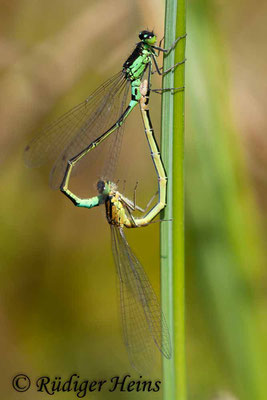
[0,0,266,399]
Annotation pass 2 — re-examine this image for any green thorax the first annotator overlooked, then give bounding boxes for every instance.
[123,43,156,82]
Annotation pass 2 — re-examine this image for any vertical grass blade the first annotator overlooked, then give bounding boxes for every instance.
[161,0,187,399]
[186,1,267,398]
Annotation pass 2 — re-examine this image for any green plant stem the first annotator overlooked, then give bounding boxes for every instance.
[161,0,186,399]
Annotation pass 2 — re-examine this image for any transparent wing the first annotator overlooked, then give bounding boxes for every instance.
[24,71,129,188]
[101,78,130,181]
[111,225,171,372]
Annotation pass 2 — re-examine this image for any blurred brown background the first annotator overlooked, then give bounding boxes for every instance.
[0,0,266,399]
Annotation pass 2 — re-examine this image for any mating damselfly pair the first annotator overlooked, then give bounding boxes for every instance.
[24,30,185,371]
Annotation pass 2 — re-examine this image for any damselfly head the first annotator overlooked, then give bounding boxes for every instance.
[97,180,106,194]
[139,30,157,45]
[97,180,117,195]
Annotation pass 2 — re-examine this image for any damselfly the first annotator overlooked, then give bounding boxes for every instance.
[24,30,185,189]
[60,80,171,371]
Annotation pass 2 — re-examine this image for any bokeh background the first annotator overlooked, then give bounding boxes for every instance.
[0,0,266,399]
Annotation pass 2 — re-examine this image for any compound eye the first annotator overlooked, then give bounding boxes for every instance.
[97,180,105,193]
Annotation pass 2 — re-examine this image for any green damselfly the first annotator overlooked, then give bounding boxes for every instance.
[24,30,185,188]
[60,80,171,371]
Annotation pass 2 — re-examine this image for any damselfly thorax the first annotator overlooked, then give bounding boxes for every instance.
[97,180,134,228]
[105,192,133,228]
[123,43,155,82]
